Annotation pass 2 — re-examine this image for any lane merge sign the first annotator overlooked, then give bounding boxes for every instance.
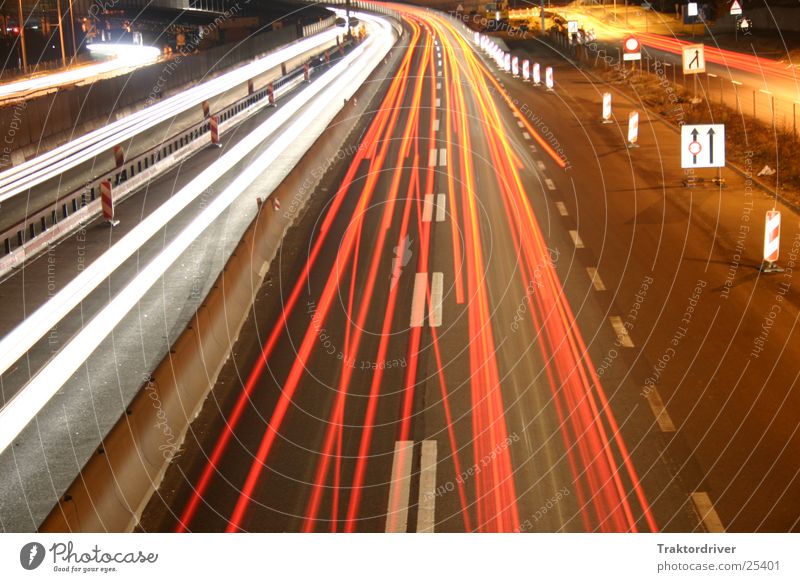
[682,43,706,74]
[681,124,725,168]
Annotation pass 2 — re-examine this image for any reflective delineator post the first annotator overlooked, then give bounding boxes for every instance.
[201,100,209,118]
[602,92,613,124]
[511,56,519,77]
[762,210,783,272]
[247,79,254,95]
[627,111,639,147]
[533,63,541,85]
[304,62,310,82]
[100,179,119,226]
[267,82,275,106]
[545,66,554,91]
[522,59,530,81]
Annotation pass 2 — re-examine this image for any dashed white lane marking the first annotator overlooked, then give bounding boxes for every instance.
[536,160,547,171]
[691,492,725,533]
[545,178,556,191]
[646,388,676,432]
[529,144,538,152]
[428,148,437,167]
[437,82,441,89]
[569,230,584,249]
[555,201,568,216]
[609,315,634,348]
[513,111,520,118]
[522,131,531,140]
[430,272,443,328]
[586,267,606,291]
[439,148,447,167]
[435,97,441,107]
[516,120,524,128]
[438,60,442,68]
[410,273,427,327]
[422,194,434,223]
[417,440,438,533]
[385,441,414,533]
[435,193,446,222]
[433,118,440,132]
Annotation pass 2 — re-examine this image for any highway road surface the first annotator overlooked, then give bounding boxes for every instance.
[140,6,700,533]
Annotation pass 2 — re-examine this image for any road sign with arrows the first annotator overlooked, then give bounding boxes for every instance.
[682,43,706,74]
[681,124,725,168]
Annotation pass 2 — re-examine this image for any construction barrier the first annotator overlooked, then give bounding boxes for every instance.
[628,111,639,147]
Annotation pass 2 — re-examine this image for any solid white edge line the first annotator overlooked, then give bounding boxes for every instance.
[417,440,437,533]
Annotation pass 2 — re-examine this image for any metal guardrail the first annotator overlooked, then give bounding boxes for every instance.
[0,40,353,278]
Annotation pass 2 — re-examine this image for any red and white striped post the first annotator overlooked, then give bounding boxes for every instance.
[210,115,221,147]
[272,197,281,212]
[532,62,541,85]
[627,111,639,147]
[113,145,125,168]
[511,55,519,77]
[201,100,210,118]
[325,50,330,65]
[503,53,511,73]
[522,59,530,81]
[602,92,612,124]
[304,62,310,82]
[100,179,119,225]
[762,210,783,272]
[267,82,275,106]
[247,79,254,95]
[545,66,554,91]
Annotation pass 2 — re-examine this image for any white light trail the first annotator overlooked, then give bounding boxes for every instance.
[0,11,394,455]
